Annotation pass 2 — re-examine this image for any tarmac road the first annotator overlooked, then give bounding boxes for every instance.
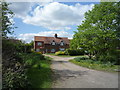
[45,55,118,88]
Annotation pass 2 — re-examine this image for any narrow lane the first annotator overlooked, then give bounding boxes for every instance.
[45,54,118,88]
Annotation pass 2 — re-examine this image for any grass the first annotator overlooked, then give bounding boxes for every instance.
[21,53,52,88]
[27,59,52,88]
[69,57,118,72]
[46,53,83,57]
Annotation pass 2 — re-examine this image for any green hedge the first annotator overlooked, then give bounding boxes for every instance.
[2,38,31,88]
[65,49,85,56]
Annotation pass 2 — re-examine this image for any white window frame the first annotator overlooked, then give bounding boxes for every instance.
[59,48,65,51]
[37,42,42,46]
[60,41,64,46]
[51,49,55,52]
[52,40,56,45]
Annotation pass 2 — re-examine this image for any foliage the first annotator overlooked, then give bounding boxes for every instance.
[1,2,16,37]
[3,66,31,88]
[70,58,118,72]
[23,53,52,88]
[55,51,66,55]
[23,43,32,53]
[21,53,45,67]
[35,52,42,55]
[1,1,37,89]
[2,38,31,88]
[2,39,47,89]
[70,2,120,63]
[65,49,85,56]
[74,56,89,62]
[29,40,34,48]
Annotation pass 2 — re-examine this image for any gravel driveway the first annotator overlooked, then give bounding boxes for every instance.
[44,54,118,88]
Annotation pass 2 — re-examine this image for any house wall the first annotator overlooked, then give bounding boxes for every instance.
[34,41,69,53]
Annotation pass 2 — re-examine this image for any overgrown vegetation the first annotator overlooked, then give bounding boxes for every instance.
[55,49,85,56]
[2,2,52,89]
[70,56,118,72]
[2,38,52,88]
[2,38,32,88]
[70,2,120,64]
[65,49,85,56]
[21,53,52,88]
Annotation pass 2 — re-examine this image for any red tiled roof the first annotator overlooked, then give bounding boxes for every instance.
[34,36,70,44]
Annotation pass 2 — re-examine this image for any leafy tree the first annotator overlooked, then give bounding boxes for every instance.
[1,1,16,37]
[29,40,34,49]
[1,2,31,88]
[71,2,120,63]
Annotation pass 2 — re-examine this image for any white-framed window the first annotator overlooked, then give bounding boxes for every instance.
[37,42,42,46]
[59,48,65,51]
[52,40,56,45]
[51,49,55,52]
[36,49,40,52]
[60,41,64,46]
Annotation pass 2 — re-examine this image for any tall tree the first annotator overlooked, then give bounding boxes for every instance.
[1,1,15,37]
[71,2,120,62]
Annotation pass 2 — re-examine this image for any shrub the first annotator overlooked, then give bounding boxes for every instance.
[2,38,33,88]
[74,56,89,62]
[23,53,45,67]
[3,66,31,88]
[35,52,42,55]
[55,51,65,55]
[65,49,85,56]
[98,54,118,64]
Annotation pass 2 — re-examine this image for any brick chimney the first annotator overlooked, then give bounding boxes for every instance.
[54,34,57,38]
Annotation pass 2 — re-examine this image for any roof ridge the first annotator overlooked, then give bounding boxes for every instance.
[34,36,68,38]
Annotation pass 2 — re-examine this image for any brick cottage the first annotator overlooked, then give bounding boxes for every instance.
[34,34,70,53]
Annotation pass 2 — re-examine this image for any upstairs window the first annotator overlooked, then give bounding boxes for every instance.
[52,40,56,45]
[60,41,64,46]
[37,42,42,46]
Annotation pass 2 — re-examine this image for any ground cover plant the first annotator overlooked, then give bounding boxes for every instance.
[70,56,118,72]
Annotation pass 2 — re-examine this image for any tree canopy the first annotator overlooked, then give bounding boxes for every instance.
[70,2,120,63]
[1,1,15,37]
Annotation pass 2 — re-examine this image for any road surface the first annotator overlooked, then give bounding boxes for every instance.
[45,54,118,88]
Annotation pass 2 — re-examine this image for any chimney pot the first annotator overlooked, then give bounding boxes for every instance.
[55,34,57,38]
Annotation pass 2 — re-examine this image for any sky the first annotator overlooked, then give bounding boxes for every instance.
[8,1,100,43]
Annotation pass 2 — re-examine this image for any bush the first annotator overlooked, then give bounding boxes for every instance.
[65,49,85,56]
[98,54,117,64]
[33,52,45,60]
[35,52,42,55]
[2,38,32,88]
[74,56,89,62]
[55,51,65,55]
[3,66,31,88]
[94,49,120,65]
[98,54,118,64]
[22,53,45,67]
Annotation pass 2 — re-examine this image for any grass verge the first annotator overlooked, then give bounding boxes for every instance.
[22,53,52,88]
[69,58,118,72]
[46,53,83,57]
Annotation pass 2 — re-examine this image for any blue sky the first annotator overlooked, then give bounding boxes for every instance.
[8,2,100,43]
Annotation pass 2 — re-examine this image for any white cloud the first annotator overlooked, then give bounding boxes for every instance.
[9,2,94,30]
[23,2,94,30]
[9,2,32,19]
[18,31,73,43]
